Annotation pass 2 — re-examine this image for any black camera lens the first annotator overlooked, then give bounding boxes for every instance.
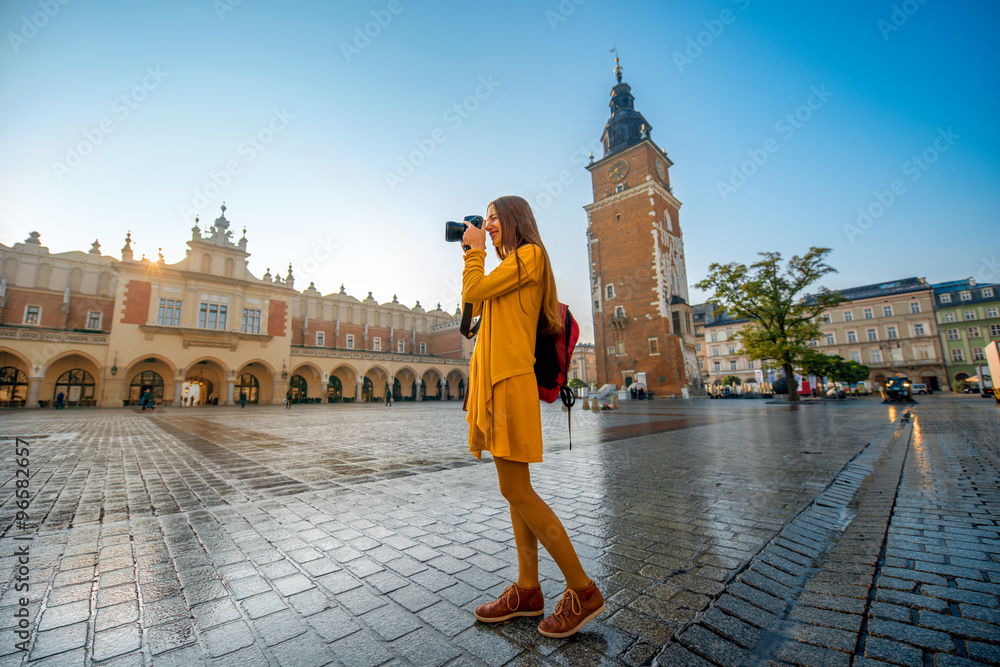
[445,215,483,242]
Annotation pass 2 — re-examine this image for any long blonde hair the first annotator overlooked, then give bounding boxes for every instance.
[489,195,562,334]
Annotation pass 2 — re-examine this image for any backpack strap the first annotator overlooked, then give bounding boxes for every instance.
[459,301,480,339]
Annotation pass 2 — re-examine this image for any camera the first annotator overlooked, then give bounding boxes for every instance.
[445,215,483,243]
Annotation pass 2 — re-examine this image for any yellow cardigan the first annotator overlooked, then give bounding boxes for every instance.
[462,245,544,432]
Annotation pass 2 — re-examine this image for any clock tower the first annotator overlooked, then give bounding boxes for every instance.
[584,58,702,397]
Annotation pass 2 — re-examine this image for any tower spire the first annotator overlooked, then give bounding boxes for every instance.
[612,45,623,83]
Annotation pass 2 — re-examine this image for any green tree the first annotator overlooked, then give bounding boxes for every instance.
[568,378,587,390]
[695,247,845,403]
[721,375,742,386]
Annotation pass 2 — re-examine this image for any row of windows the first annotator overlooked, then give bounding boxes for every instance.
[707,359,756,373]
[941,307,998,322]
[821,302,922,324]
[946,324,1000,340]
[939,288,994,303]
[313,332,425,354]
[824,322,928,345]
[951,348,987,362]
[20,306,102,329]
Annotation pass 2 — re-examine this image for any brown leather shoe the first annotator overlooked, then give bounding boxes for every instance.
[537,580,605,638]
[474,583,544,623]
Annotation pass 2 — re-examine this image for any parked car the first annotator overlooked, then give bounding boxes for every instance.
[910,383,929,395]
[826,386,845,399]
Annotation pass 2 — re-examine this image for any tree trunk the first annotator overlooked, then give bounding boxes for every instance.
[783,362,799,402]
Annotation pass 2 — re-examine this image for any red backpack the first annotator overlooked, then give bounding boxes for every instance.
[535,304,580,448]
[534,304,579,404]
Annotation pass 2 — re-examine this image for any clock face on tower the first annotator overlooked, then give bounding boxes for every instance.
[606,158,629,183]
[655,158,666,181]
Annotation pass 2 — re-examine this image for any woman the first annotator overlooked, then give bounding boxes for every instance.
[462,195,603,638]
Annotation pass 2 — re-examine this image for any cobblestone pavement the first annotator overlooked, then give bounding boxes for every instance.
[0,396,996,666]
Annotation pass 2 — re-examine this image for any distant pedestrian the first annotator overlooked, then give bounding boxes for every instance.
[384,388,393,406]
[630,386,637,400]
[55,391,65,409]
[285,390,292,409]
[240,391,247,408]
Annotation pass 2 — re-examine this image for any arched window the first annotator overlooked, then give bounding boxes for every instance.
[69,267,83,292]
[327,375,342,402]
[129,370,164,405]
[290,375,307,402]
[54,369,96,405]
[201,254,212,273]
[605,284,615,300]
[0,367,28,405]
[36,263,52,289]
[225,258,234,277]
[235,373,259,404]
[98,271,113,296]
[615,306,626,319]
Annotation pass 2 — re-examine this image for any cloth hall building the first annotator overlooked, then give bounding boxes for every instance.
[0,207,471,408]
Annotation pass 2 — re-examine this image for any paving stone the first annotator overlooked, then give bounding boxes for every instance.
[362,604,422,641]
[774,638,852,666]
[202,620,256,658]
[454,627,523,666]
[92,623,141,662]
[678,624,749,665]
[917,610,1000,642]
[867,618,954,652]
[863,635,924,666]
[330,629,395,667]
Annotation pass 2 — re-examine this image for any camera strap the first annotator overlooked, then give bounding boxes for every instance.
[459,302,480,339]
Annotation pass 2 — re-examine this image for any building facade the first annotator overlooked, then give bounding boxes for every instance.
[814,277,946,390]
[569,342,597,386]
[584,59,701,397]
[0,208,471,408]
[694,308,757,391]
[932,278,1000,387]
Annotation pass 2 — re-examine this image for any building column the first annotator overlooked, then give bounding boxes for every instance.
[26,374,42,408]
[173,369,185,406]
[416,377,423,401]
[225,372,236,406]
[438,379,444,400]
[356,377,363,403]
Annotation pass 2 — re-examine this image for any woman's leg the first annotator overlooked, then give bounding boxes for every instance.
[509,502,539,589]
[494,457,590,591]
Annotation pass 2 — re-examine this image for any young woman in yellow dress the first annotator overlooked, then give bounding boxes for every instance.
[461,195,604,638]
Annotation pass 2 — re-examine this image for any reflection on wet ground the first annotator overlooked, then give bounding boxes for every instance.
[0,397,916,665]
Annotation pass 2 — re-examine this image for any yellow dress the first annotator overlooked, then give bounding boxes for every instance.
[463,245,546,463]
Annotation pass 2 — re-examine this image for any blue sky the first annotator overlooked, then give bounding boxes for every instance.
[2,0,998,343]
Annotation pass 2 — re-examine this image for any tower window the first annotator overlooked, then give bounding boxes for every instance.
[615,184,624,193]
[605,284,615,300]
[615,306,625,319]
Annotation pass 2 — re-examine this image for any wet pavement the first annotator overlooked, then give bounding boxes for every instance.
[0,395,997,666]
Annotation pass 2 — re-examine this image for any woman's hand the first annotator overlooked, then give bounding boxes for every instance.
[462,220,487,251]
